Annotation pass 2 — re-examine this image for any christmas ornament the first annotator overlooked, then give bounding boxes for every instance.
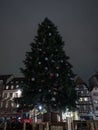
[45,57,48,61]
[50,73,54,77]
[45,67,48,70]
[39,89,42,92]
[51,97,55,101]
[56,66,60,70]
[49,33,52,36]
[38,61,41,65]
[31,78,35,81]
[61,60,63,63]
[56,73,59,77]
[48,89,51,92]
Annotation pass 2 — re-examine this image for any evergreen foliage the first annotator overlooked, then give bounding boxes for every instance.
[19,17,77,112]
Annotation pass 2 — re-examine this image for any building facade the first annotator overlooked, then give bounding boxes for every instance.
[89,72,98,120]
[75,77,93,120]
[0,75,24,117]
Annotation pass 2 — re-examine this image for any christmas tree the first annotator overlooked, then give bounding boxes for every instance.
[19,17,77,112]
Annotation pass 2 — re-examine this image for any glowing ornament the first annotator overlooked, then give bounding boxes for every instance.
[56,66,60,70]
[61,60,64,63]
[50,73,54,77]
[56,73,59,77]
[45,57,48,61]
[31,78,35,81]
[51,60,55,63]
[48,89,51,92]
[51,97,55,101]
[39,89,42,92]
[39,48,42,51]
[53,92,57,95]
[45,67,48,70]
[38,61,41,65]
[49,33,52,36]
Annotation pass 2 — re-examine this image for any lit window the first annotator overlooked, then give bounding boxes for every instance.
[6,85,9,89]
[79,98,83,101]
[16,85,19,88]
[17,90,22,97]
[84,98,88,101]
[4,93,7,98]
[16,81,18,83]
[11,85,14,89]
[11,102,14,107]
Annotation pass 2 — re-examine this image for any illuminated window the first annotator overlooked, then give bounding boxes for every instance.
[6,85,9,89]
[11,85,14,89]
[16,85,19,88]
[79,98,83,101]
[84,98,88,101]
[11,102,14,107]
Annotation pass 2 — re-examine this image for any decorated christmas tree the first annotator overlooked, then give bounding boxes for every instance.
[19,18,77,113]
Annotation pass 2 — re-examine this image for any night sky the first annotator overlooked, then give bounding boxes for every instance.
[0,0,98,82]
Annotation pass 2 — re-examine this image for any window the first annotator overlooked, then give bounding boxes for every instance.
[94,100,98,104]
[6,85,9,89]
[16,85,19,88]
[84,98,88,101]
[96,107,98,110]
[11,85,14,89]
[93,92,98,96]
[3,93,7,98]
[10,93,13,97]
[16,81,18,84]
[14,93,18,98]
[11,102,14,107]
[79,98,83,102]
[6,101,8,108]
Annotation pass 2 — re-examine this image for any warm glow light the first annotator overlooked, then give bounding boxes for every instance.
[39,105,42,110]
[17,89,22,97]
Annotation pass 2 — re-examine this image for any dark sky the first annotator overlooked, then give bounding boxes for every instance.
[0,0,98,82]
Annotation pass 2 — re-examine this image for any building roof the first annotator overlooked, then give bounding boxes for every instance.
[89,72,98,91]
[0,74,13,84]
[75,76,86,85]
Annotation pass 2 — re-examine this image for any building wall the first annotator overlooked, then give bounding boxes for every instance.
[90,86,98,119]
[0,75,24,116]
[75,77,93,120]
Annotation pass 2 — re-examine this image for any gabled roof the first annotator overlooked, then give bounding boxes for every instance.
[89,72,98,91]
[0,74,13,84]
[7,77,25,85]
[75,76,86,85]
